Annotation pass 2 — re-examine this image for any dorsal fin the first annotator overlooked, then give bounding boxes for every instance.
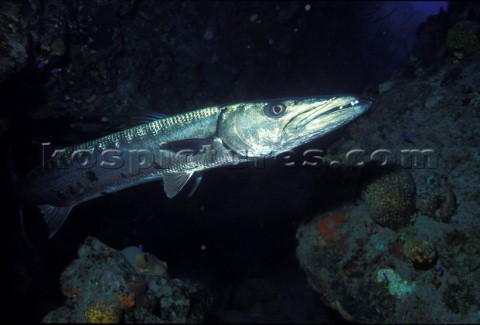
[112,111,170,130]
[130,112,169,125]
[163,171,194,198]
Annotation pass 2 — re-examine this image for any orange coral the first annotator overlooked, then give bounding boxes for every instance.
[316,213,347,240]
[117,293,135,309]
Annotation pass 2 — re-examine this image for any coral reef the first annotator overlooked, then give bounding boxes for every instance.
[376,268,416,299]
[416,181,457,223]
[0,1,28,82]
[84,302,123,324]
[297,208,480,323]
[403,239,438,270]
[296,8,480,320]
[134,253,168,277]
[316,213,348,242]
[443,281,478,316]
[117,293,135,310]
[43,237,212,323]
[440,186,457,222]
[446,21,480,59]
[416,191,441,217]
[362,170,417,229]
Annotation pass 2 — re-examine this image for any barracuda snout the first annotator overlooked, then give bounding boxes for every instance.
[217,95,372,157]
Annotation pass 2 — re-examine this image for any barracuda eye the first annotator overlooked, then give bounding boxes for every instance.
[264,103,286,118]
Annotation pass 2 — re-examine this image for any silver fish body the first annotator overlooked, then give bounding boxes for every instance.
[16,95,371,237]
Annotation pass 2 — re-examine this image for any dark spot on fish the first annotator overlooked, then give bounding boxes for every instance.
[87,171,98,183]
[68,186,76,195]
[153,162,161,169]
[100,192,107,195]
[143,254,149,262]
[76,182,83,188]
[120,173,127,179]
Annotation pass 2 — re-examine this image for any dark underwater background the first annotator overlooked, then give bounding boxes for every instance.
[2,1,480,323]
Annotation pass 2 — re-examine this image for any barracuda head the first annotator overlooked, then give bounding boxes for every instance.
[217,95,372,157]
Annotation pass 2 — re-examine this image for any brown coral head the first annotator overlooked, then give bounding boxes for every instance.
[362,170,417,230]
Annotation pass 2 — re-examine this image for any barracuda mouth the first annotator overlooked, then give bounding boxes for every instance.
[297,98,363,127]
[283,97,371,144]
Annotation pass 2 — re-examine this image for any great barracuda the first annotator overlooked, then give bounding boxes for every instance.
[15,95,371,237]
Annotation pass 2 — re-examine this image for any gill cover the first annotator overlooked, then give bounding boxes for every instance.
[217,102,288,157]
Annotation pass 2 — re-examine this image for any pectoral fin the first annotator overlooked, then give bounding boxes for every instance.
[36,204,73,238]
[163,171,195,198]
